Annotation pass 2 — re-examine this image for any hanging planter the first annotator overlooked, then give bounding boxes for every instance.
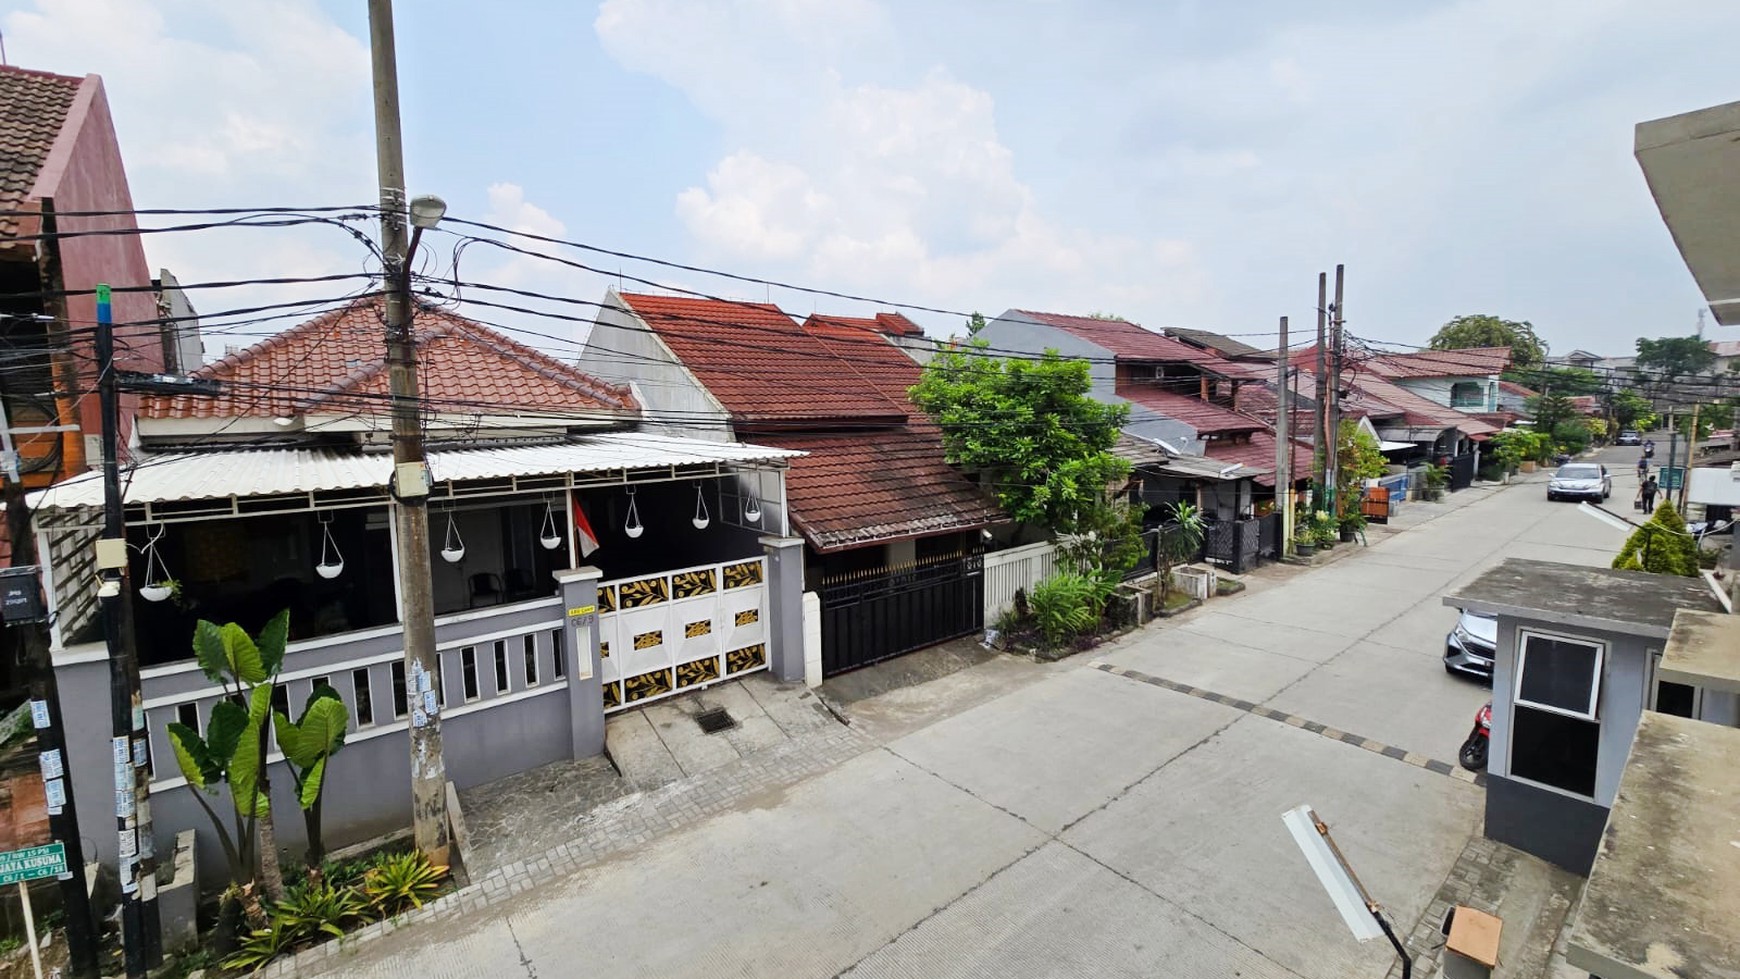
[624,487,644,539]
[691,482,711,530]
[315,512,346,579]
[138,525,176,602]
[743,495,762,524]
[440,507,466,563]
[539,495,563,550]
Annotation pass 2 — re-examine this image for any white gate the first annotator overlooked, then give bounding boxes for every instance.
[983,541,1058,622]
[597,557,769,712]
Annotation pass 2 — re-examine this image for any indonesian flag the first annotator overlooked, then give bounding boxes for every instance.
[572,493,601,558]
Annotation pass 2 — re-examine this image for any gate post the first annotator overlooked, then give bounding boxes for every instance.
[554,567,605,758]
[760,536,807,683]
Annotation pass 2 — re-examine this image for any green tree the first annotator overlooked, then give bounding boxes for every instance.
[1335,421,1388,516]
[1528,390,1578,433]
[274,685,350,868]
[1613,501,1698,576]
[1508,364,1601,396]
[1429,315,1545,368]
[1609,389,1654,429]
[1488,429,1547,475]
[1635,335,1715,379]
[909,341,1130,533]
[965,312,987,337]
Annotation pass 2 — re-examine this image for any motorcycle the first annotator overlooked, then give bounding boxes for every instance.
[1458,703,1491,772]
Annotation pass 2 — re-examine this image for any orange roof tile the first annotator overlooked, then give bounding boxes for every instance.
[145,296,635,421]
[0,66,83,242]
[1011,309,1216,363]
[1117,386,1265,435]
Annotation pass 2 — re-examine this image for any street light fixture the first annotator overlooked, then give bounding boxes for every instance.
[409,194,447,229]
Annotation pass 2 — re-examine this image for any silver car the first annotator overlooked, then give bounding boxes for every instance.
[1546,463,1610,502]
[1444,610,1497,679]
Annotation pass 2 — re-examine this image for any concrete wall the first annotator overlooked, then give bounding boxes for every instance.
[1483,774,1607,875]
[579,292,730,440]
[978,314,1199,452]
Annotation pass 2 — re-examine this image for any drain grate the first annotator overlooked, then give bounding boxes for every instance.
[694,706,737,734]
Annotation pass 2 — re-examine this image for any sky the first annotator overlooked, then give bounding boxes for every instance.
[2,0,1736,362]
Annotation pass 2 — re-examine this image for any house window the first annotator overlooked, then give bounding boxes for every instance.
[1449,381,1488,409]
[1510,631,1603,797]
[270,685,290,719]
[352,668,374,727]
[494,641,510,694]
[391,662,408,719]
[460,647,479,702]
[524,635,540,687]
[310,675,331,698]
[551,630,566,679]
[176,702,200,734]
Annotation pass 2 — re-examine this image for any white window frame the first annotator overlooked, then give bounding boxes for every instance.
[1514,628,1605,721]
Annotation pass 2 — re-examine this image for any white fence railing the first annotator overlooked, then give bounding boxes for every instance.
[983,541,1059,622]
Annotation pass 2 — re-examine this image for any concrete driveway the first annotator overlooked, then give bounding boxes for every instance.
[304,465,1632,979]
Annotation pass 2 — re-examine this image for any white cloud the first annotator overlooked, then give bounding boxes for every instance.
[596,0,1204,329]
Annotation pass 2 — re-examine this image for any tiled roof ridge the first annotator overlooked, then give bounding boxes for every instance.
[437,314,634,409]
[190,295,373,381]
[0,64,85,85]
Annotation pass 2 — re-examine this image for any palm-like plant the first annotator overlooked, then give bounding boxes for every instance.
[275,685,350,868]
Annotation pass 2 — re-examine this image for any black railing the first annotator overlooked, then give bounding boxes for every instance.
[819,554,984,676]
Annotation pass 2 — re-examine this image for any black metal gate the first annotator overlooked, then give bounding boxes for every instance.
[820,554,984,676]
[1257,512,1282,558]
[1203,518,1263,573]
[1448,452,1478,491]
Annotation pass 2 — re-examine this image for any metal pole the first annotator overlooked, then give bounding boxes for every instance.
[368,0,449,865]
[1374,910,1412,979]
[1275,315,1291,554]
[1313,273,1328,511]
[0,417,101,977]
[1681,401,1700,511]
[97,286,147,978]
[1327,264,1345,514]
[20,882,43,979]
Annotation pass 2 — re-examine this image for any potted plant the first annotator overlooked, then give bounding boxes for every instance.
[1293,530,1317,557]
[1338,511,1364,543]
[1310,511,1339,549]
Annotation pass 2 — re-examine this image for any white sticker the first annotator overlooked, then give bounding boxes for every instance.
[44,778,65,811]
[118,829,137,858]
[29,700,49,729]
[132,738,149,768]
[416,668,432,694]
[131,704,144,731]
[39,749,63,780]
[422,690,438,715]
[111,737,129,766]
[410,707,427,728]
[115,788,134,818]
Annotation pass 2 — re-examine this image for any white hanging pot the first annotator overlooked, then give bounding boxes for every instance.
[140,584,173,603]
[441,546,466,563]
[743,497,762,524]
[624,488,645,539]
[138,526,175,603]
[540,533,563,550]
[692,483,711,531]
[315,512,345,579]
[315,561,345,580]
[539,497,563,550]
[441,507,465,562]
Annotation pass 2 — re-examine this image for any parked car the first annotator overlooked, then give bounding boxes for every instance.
[1617,430,1642,446]
[1444,609,1497,679]
[1546,463,1611,502]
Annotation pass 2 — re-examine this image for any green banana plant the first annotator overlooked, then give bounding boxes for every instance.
[163,611,289,896]
[274,685,349,867]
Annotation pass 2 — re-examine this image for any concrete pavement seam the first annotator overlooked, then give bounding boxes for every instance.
[1090,663,1479,785]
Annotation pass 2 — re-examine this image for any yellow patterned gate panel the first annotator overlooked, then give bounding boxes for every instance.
[598,556,769,712]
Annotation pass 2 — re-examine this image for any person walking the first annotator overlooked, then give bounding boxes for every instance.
[1641,475,1659,512]
[1637,455,1649,481]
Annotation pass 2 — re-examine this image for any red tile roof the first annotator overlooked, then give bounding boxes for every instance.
[618,293,907,424]
[1010,310,1215,363]
[1342,369,1497,436]
[1116,385,1265,436]
[145,296,636,420]
[743,428,1004,552]
[0,66,83,243]
[1367,346,1511,379]
[1497,380,1538,399]
[810,311,925,338]
[1202,430,1313,488]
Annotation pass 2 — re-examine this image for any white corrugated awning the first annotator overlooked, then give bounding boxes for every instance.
[30,432,803,512]
[1378,440,1416,452]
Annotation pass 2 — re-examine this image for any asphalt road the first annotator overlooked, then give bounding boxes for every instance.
[308,467,1630,979]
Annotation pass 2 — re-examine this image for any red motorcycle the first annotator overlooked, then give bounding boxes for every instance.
[1458,703,1491,772]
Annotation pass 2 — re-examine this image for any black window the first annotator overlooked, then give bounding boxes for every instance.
[352,668,374,726]
[1655,680,1697,718]
[176,702,200,733]
[1510,705,1600,797]
[1516,633,1602,719]
[552,630,566,679]
[461,647,479,701]
[524,635,540,687]
[391,662,408,719]
[494,641,510,693]
[269,684,289,719]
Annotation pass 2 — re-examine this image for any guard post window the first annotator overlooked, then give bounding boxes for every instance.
[1510,630,1604,797]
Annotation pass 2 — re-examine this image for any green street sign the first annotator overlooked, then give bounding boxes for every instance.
[0,843,66,886]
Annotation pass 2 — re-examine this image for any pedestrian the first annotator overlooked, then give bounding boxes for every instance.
[1637,455,1649,481]
[1642,475,1659,512]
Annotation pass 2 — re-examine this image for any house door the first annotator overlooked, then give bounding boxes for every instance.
[819,553,983,676]
[597,557,770,712]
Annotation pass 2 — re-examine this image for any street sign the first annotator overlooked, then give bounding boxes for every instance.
[0,843,66,887]
[1661,466,1685,491]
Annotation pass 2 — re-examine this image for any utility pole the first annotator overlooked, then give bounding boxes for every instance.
[1327,264,1346,514]
[97,286,156,978]
[1681,401,1701,511]
[368,0,448,865]
[1313,273,1329,511]
[0,406,100,978]
[1275,315,1291,554]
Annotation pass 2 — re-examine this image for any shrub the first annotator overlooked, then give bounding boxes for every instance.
[1309,511,1339,546]
[1613,501,1699,577]
[362,851,448,915]
[274,879,366,941]
[223,920,299,974]
[1030,572,1100,646]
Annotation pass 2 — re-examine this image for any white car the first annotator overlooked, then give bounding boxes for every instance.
[1546,463,1611,502]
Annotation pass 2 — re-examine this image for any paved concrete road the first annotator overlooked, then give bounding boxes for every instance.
[309,469,1630,979]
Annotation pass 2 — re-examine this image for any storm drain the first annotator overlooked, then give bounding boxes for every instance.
[694,706,737,734]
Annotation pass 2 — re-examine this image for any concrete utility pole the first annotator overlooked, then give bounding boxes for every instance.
[1327,265,1346,513]
[368,0,448,864]
[1314,273,1329,510]
[1681,401,1701,511]
[1275,315,1291,554]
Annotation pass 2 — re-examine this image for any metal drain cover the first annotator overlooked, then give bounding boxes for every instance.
[694,706,737,734]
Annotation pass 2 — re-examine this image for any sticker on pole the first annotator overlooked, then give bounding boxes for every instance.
[38,749,62,781]
[28,701,49,729]
[43,779,64,814]
[0,843,67,887]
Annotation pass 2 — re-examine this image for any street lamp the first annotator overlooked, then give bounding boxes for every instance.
[406,194,446,271]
